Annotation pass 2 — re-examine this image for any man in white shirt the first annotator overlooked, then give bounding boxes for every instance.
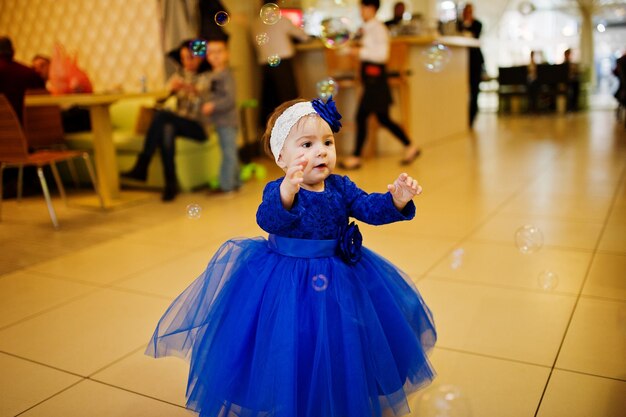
[339,0,420,170]
[252,1,309,126]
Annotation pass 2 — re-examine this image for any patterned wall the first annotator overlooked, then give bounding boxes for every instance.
[0,0,165,93]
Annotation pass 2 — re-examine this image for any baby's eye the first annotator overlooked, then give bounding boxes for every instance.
[325,139,334,146]
[301,142,312,148]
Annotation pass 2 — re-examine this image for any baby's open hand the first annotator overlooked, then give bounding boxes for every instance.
[387,173,422,210]
[279,154,307,208]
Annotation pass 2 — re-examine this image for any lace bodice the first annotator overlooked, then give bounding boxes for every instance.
[256,174,415,240]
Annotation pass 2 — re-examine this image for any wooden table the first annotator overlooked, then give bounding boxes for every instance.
[25,91,168,209]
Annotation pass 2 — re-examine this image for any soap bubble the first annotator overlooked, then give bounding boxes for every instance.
[186,204,202,219]
[316,77,338,100]
[450,248,465,270]
[421,43,451,73]
[518,1,536,15]
[537,270,559,290]
[417,384,472,417]
[214,11,230,26]
[515,225,544,254]
[255,32,270,46]
[260,3,281,25]
[189,39,207,57]
[267,55,281,67]
[320,17,353,49]
[312,274,329,291]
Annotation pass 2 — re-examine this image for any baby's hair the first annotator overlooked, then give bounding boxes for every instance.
[261,98,309,159]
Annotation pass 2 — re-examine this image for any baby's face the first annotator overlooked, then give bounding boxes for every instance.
[278,115,336,190]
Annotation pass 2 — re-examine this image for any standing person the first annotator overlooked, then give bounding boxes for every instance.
[146,96,436,417]
[563,48,580,112]
[201,38,240,193]
[0,36,45,123]
[251,0,309,126]
[457,2,484,127]
[614,52,626,108]
[121,40,211,201]
[527,50,540,112]
[340,0,421,170]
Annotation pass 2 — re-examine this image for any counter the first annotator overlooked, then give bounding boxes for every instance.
[294,36,477,156]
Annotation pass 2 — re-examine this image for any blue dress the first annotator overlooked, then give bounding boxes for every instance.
[146,174,436,417]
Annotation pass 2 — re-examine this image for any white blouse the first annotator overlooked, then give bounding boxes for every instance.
[359,18,389,64]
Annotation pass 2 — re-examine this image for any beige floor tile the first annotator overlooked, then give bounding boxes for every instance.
[112,244,222,298]
[537,370,626,417]
[583,253,626,301]
[91,349,189,407]
[418,278,576,365]
[18,379,192,417]
[0,353,81,417]
[358,227,457,278]
[499,190,613,221]
[598,214,626,253]
[0,289,170,376]
[429,241,592,294]
[0,270,96,329]
[471,212,604,251]
[122,206,261,250]
[25,236,189,285]
[407,348,550,417]
[382,208,488,240]
[556,297,626,380]
[527,173,618,200]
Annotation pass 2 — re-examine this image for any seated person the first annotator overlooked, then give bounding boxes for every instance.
[0,36,45,123]
[122,40,212,201]
[31,52,92,132]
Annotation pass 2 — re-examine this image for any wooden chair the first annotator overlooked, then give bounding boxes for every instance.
[0,94,102,229]
[22,99,81,195]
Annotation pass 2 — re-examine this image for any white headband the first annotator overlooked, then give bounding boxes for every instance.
[269,101,317,163]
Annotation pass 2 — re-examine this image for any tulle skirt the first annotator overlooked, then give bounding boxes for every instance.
[146,235,436,417]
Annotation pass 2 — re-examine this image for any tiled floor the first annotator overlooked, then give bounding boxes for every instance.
[1,110,625,416]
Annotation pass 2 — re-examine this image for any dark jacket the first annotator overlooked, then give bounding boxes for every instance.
[0,58,46,123]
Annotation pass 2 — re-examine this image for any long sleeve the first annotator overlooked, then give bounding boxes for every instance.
[210,70,236,117]
[256,179,302,235]
[341,176,415,225]
[205,69,237,127]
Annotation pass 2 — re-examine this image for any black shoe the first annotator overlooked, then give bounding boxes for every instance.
[120,166,148,182]
[161,184,179,202]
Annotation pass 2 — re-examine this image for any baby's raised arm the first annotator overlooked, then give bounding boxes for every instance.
[279,154,307,210]
[387,173,422,211]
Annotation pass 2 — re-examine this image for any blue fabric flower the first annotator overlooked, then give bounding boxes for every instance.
[338,221,362,265]
[311,96,342,133]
